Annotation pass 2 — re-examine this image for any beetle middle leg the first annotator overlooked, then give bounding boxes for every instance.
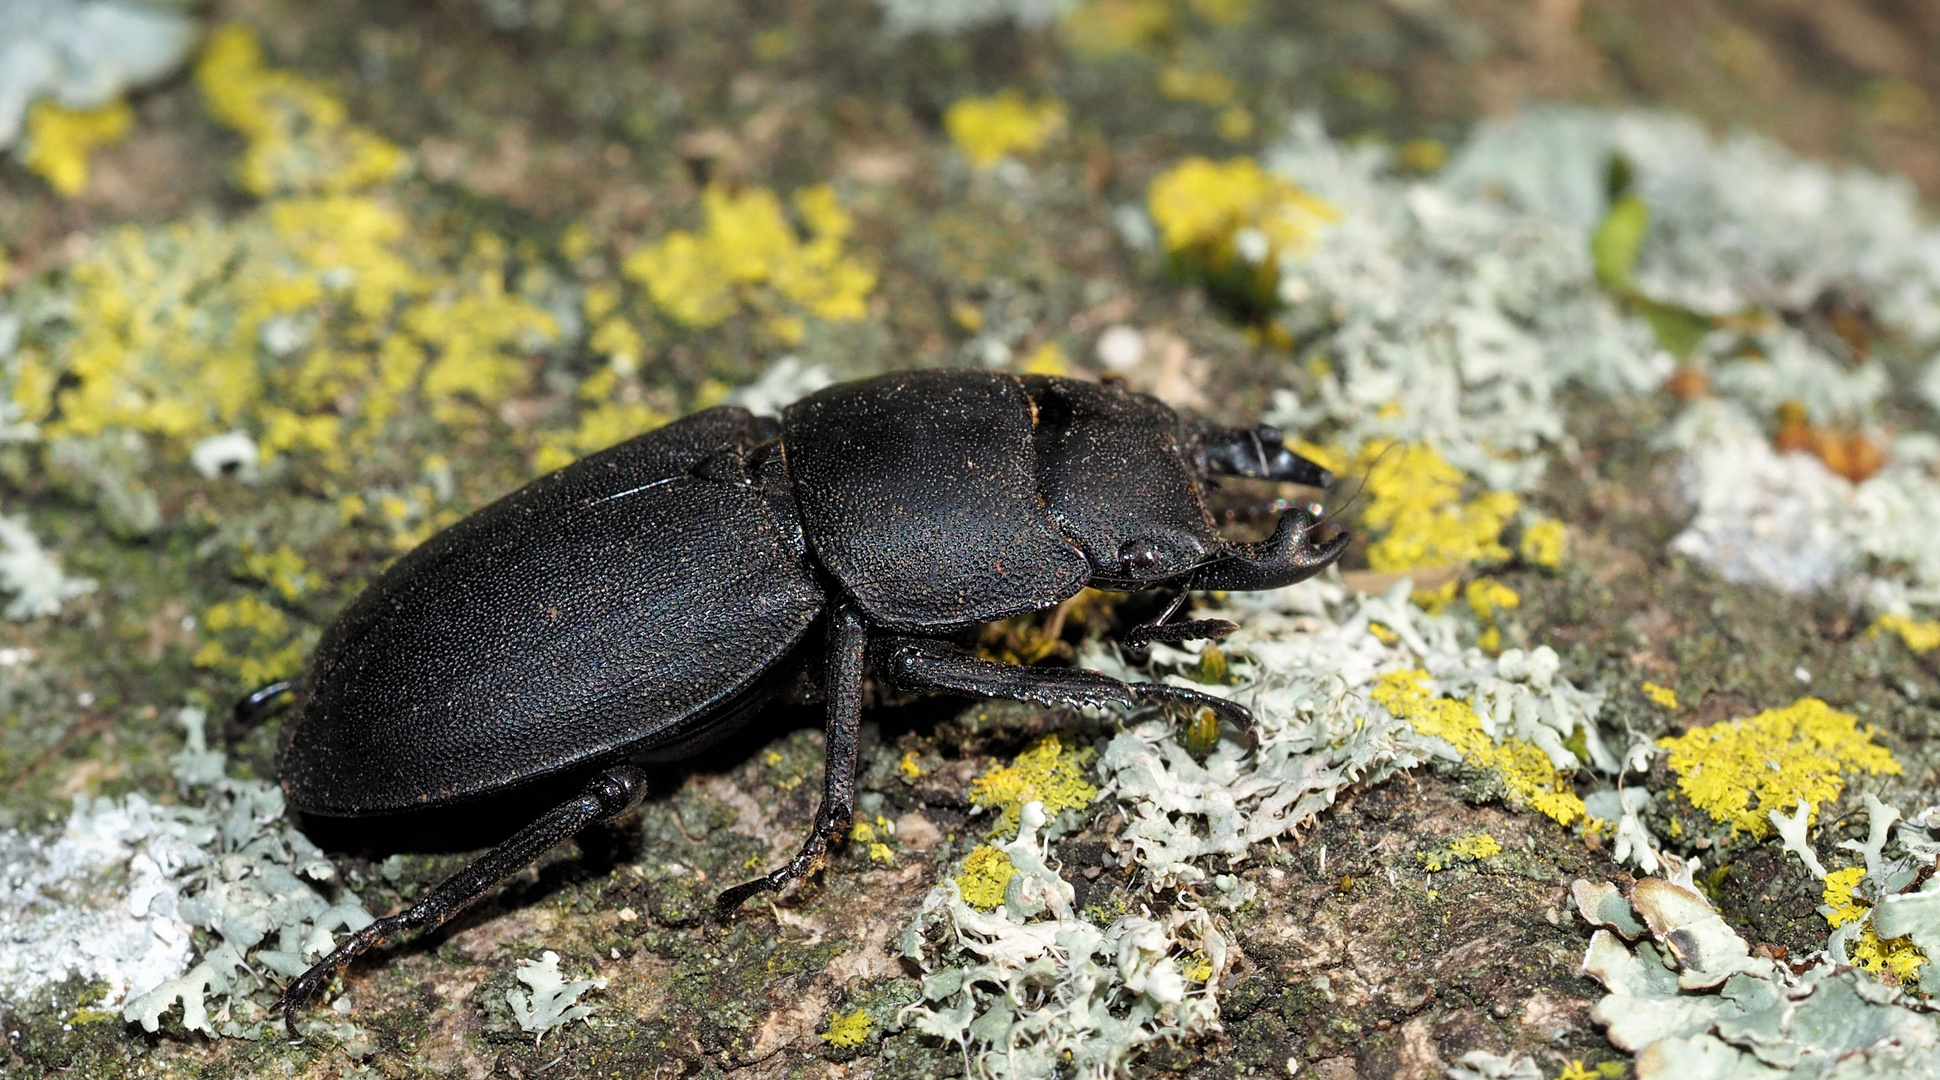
[875,636,1254,741]
[276,765,648,1037]
[714,603,868,919]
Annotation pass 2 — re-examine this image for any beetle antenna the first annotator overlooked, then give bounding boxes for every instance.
[1318,438,1399,525]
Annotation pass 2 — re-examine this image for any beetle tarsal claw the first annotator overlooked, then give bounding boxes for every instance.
[714,854,826,920]
[1129,683,1256,747]
[276,924,381,1039]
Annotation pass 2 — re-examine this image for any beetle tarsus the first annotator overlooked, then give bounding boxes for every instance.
[1119,617,1238,649]
[1128,682,1255,748]
[274,765,649,1038]
[716,605,867,920]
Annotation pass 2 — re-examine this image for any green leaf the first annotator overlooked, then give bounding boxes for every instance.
[1591,193,1650,292]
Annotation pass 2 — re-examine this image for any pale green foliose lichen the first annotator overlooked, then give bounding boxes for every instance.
[0,705,368,1038]
[1258,112,1671,493]
[899,802,1225,1080]
[506,950,607,1041]
[1578,874,1939,1078]
[0,0,197,153]
[0,705,366,1037]
[1440,108,1940,625]
[0,513,97,619]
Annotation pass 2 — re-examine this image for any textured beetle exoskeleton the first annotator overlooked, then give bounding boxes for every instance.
[268,369,1348,1033]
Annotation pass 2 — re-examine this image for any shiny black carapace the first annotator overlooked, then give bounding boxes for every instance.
[260,369,1347,1031]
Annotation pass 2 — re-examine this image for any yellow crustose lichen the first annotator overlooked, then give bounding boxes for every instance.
[1372,670,1586,826]
[1641,682,1678,709]
[194,594,305,685]
[1464,577,1520,652]
[820,1008,873,1048]
[956,844,1017,910]
[1870,613,1940,654]
[1420,832,1502,870]
[196,24,408,196]
[1356,441,1520,574]
[1158,67,1236,106]
[622,184,875,333]
[23,99,133,196]
[968,734,1099,839]
[1821,867,1929,987]
[849,818,895,865]
[1519,517,1568,568]
[944,92,1066,169]
[12,24,557,472]
[1657,698,1901,838]
[1146,156,1339,314]
[1061,0,1256,57]
[1182,950,1215,983]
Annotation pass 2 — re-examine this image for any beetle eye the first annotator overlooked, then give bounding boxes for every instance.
[1118,536,1163,572]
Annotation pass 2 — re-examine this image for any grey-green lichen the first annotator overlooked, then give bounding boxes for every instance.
[900,802,1225,1080]
[505,950,606,1040]
[2,704,371,1038]
[1579,874,1939,1077]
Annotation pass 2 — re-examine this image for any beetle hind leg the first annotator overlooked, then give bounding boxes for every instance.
[275,766,648,1038]
[223,678,297,743]
[877,637,1254,744]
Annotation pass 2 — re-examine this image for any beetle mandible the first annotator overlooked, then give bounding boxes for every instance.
[257,369,1348,1032]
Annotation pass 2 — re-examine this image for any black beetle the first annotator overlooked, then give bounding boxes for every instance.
[256,369,1347,1032]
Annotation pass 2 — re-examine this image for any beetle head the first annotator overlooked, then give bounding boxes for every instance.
[1027,376,1350,593]
[1025,376,1223,590]
[1183,419,1349,590]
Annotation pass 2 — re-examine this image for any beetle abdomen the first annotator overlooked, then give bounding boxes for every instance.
[278,410,824,816]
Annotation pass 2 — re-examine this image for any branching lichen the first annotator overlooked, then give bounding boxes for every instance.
[900,803,1225,1080]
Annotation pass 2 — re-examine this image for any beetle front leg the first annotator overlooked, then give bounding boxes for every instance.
[1119,589,1238,649]
[876,636,1254,742]
[275,765,648,1038]
[715,604,868,919]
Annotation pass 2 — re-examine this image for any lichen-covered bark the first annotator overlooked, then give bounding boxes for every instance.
[4,2,1940,1078]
